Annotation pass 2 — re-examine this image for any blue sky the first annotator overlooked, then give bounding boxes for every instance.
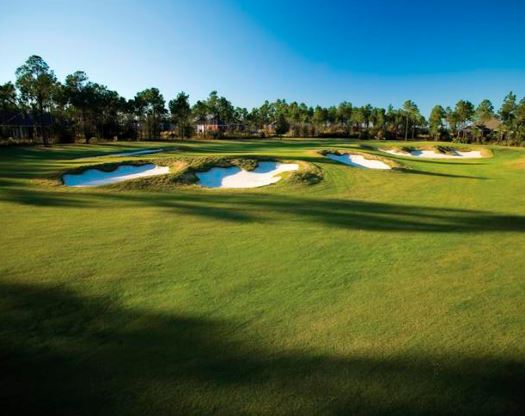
[1,0,524,115]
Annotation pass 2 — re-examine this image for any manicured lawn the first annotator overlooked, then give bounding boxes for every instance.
[1,139,524,415]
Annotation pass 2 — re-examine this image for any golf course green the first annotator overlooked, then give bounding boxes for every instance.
[1,139,524,415]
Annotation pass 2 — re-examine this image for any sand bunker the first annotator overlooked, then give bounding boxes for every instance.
[325,153,391,170]
[196,161,299,188]
[382,148,483,159]
[63,164,169,187]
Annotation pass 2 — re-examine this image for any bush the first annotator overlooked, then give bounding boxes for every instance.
[0,137,35,147]
[160,130,177,140]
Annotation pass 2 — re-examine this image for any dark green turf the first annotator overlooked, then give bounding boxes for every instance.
[1,139,524,415]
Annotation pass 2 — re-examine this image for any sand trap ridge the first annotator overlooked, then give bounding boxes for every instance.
[325,153,391,169]
[382,148,483,159]
[63,163,169,187]
[196,161,299,188]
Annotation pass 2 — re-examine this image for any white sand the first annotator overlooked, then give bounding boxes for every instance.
[196,161,299,188]
[63,164,170,187]
[325,153,391,170]
[382,148,483,159]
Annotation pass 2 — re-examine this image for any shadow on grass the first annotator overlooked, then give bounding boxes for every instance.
[398,168,489,180]
[0,144,181,180]
[381,156,489,166]
[2,188,525,233]
[1,282,523,415]
[0,143,175,161]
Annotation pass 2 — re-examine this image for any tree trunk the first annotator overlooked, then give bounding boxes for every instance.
[38,99,49,146]
[404,116,408,141]
[152,111,156,139]
[81,109,88,142]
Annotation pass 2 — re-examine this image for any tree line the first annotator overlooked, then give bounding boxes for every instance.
[1,55,525,146]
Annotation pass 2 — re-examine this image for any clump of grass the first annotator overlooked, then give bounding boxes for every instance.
[436,146,459,155]
[435,145,493,157]
[289,162,323,184]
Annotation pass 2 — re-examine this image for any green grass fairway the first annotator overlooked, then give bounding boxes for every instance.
[1,139,524,415]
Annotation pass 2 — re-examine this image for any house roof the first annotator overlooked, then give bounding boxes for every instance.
[480,117,501,130]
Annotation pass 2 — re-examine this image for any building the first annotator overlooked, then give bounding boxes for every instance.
[264,121,278,134]
[0,111,53,139]
[470,117,501,133]
[195,115,226,134]
[477,117,502,131]
[461,117,502,141]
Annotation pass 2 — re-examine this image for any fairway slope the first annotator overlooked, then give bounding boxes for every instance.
[1,139,524,416]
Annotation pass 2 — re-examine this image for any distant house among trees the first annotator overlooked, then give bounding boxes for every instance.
[195,115,247,135]
[0,110,53,139]
[476,117,501,131]
[195,115,226,134]
[264,121,278,135]
[461,117,502,142]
